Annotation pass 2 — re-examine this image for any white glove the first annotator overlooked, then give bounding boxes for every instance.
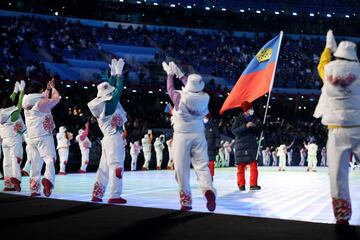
[19,80,26,92]
[162,62,173,75]
[326,30,337,53]
[109,58,117,76]
[170,62,184,79]
[116,58,125,76]
[13,81,20,93]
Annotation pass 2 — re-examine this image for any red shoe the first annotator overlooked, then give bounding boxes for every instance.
[58,172,66,175]
[30,192,41,197]
[156,166,161,170]
[21,170,29,176]
[141,167,149,171]
[205,190,216,212]
[180,205,192,212]
[167,166,174,170]
[10,178,21,192]
[41,178,53,197]
[3,187,16,191]
[108,197,127,204]
[78,170,87,173]
[91,197,103,202]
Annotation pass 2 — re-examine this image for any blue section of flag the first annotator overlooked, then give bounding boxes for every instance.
[241,34,282,76]
[164,103,173,114]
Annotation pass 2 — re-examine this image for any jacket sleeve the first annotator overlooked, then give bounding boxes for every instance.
[105,75,123,116]
[317,48,332,82]
[231,117,247,135]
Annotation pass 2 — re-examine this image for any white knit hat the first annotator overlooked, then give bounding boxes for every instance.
[59,126,67,133]
[96,82,115,99]
[184,74,205,92]
[334,41,358,61]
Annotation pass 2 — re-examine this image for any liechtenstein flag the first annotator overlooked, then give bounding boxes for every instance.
[164,103,173,115]
[220,32,283,114]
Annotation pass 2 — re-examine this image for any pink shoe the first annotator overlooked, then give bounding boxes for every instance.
[141,167,149,171]
[58,172,66,175]
[180,205,192,212]
[156,166,161,170]
[91,197,103,202]
[41,178,53,197]
[78,170,87,173]
[10,178,21,192]
[205,190,216,212]
[108,197,127,204]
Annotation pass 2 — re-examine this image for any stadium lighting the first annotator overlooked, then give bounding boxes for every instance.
[288,97,293,100]
[304,106,307,109]
[256,10,261,14]
[345,15,350,18]
[9,2,11,6]
[240,9,245,12]
[132,90,137,93]
[218,94,223,97]
[83,86,88,89]
[292,12,297,16]
[221,8,227,11]
[66,84,71,88]
[92,84,95,87]
[54,12,59,16]
[65,96,69,99]
[309,13,315,16]
[158,88,162,92]
[5,79,10,82]
[153,2,158,6]
[275,11,280,15]
[136,1,141,4]
[170,4,175,7]
[205,6,210,10]
[119,0,124,2]
[186,5,192,9]
[298,106,301,109]
[148,90,154,94]
[326,14,331,17]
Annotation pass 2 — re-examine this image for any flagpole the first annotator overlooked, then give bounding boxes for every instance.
[255,31,284,161]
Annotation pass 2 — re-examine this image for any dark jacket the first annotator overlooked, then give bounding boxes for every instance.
[205,120,221,160]
[231,114,261,164]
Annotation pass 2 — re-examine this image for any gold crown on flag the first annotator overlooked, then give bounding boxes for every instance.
[256,48,272,62]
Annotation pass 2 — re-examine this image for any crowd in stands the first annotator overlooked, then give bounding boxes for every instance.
[2,15,355,91]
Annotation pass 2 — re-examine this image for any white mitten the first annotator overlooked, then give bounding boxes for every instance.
[116,58,125,75]
[170,62,184,79]
[326,30,337,53]
[162,62,173,75]
[109,58,117,76]
[19,80,26,92]
[13,81,20,93]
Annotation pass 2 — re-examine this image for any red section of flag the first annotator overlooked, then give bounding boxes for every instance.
[219,62,275,114]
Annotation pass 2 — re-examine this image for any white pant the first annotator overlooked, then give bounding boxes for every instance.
[172,132,216,205]
[80,148,90,171]
[167,146,173,168]
[92,132,124,199]
[307,155,317,171]
[155,150,163,168]
[27,135,57,194]
[130,153,138,171]
[142,151,151,169]
[327,127,360,221]
[272,155,278,166]
[2,136,23,188]
[58,148,69,173]
[22,146,31,174]
[279,154,286,170]
[224,151,230,167]
[321,156,327,166]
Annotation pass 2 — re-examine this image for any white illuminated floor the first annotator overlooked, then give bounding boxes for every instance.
[1,166,359,225]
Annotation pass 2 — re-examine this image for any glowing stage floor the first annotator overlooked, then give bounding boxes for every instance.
[1,166,359,225]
